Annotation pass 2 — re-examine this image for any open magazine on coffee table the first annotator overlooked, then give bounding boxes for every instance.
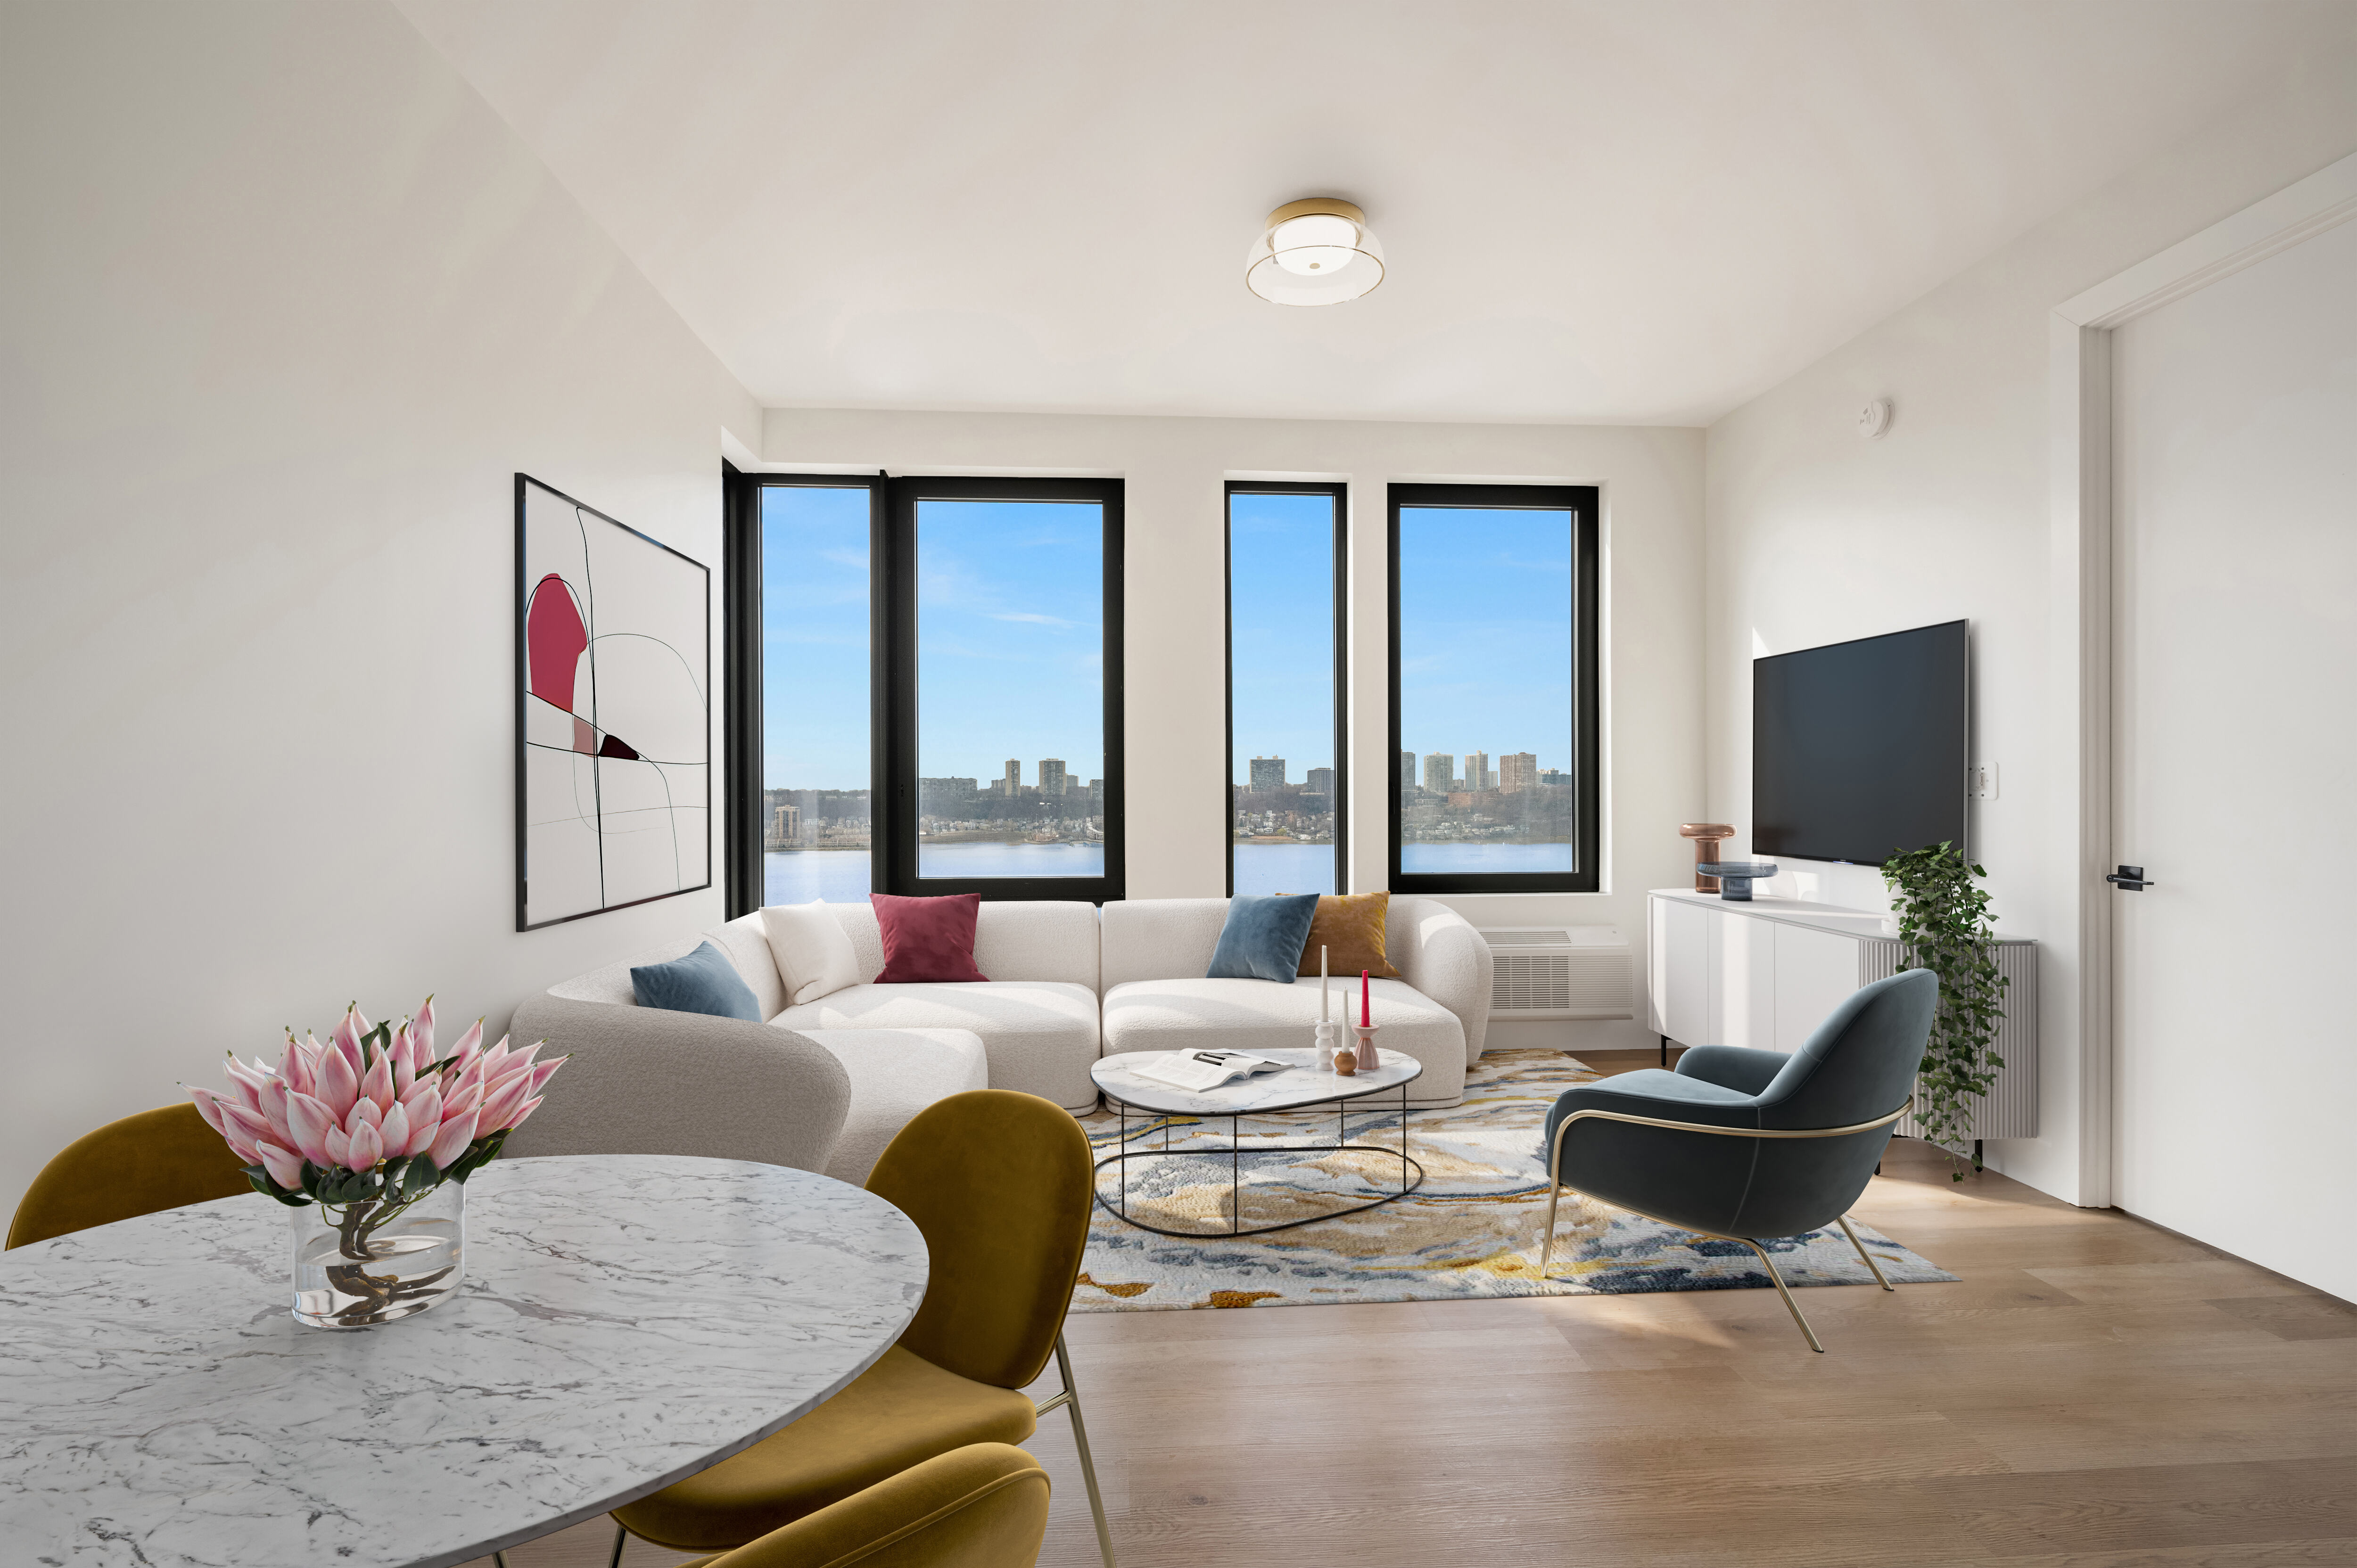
[1130,1050,1291,1093]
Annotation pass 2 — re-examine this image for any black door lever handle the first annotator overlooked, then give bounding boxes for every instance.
[2106,865,2152,891]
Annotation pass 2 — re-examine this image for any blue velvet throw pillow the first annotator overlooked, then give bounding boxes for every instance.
[631,940,762,1021]
[1206,894,1323,984]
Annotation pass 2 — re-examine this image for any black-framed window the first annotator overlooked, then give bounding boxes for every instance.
[1387,483,1599,894]
[881,476,1123,901]
[727,471,884,914]
[728,472,1124,909]
[1226,482,1345,896]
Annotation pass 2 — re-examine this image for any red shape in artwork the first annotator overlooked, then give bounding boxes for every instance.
[597,734,641,761]
[528,575,589,714]
[573,717,598,755]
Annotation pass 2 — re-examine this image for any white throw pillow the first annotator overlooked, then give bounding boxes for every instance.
[760,901,863,1008]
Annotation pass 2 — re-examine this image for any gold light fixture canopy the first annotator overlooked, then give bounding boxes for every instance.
[1245,197,1385,305]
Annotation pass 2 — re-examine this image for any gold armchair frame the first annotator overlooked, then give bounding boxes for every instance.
[1538,1098,1912,1352]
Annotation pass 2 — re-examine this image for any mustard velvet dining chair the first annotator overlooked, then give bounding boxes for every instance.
[669,1444,1050,1568]
[609,1089,1117,1568]
[6,1103,252,1250]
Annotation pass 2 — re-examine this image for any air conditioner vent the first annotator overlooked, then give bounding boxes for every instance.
[1478,927,1633,1021]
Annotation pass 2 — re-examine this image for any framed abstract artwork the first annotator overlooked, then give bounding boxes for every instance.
[516,475,711,930]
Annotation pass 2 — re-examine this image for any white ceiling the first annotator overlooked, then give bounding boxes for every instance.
[399,1,2353,427]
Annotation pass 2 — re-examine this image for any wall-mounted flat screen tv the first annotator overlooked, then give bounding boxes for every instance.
[1753,619,1968,866]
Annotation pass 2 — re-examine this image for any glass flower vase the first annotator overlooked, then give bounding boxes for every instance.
[290,1179,465,1329]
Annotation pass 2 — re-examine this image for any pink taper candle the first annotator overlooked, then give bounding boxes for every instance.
[1360,969,1371,1027]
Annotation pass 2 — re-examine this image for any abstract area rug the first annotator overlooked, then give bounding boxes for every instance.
[1071,1049,1955,1311]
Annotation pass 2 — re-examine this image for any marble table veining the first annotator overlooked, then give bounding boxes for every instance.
[1091,1046,1424,1116]
[0,1155,928,1568]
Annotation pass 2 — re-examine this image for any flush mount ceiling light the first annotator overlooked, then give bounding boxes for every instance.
[1245,197,1385,306]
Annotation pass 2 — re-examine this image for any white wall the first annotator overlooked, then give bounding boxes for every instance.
[762,408,1706,1051]
[0,3,761,1216]
[1703,56,2357,1203]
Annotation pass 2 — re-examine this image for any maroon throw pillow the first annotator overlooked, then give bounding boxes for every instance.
[872,893,990,983]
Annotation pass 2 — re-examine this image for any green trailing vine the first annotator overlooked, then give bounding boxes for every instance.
[1880,842,2007,1181]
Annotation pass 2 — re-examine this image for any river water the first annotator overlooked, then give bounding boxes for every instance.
[763,839,1568,903]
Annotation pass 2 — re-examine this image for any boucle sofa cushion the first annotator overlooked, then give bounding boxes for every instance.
[761,901,864,1006]
[1100,977,1466,1108]
[772,982,1101,1112]
[823,901,1101,991]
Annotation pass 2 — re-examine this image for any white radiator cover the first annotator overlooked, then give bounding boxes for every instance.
[1480,927,1633,1021]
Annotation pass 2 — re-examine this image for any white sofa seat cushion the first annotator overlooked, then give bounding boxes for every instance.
[773,982,1101,1111]
[1100,977,1466,1108]
[786,1028,988,1186]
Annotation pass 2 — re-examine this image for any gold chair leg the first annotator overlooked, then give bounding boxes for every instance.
[1538,1171,1565,1279]
[1740,1240,1824,1353]
[1039,1331,1117,1568]
[1836,1214,1894,1292]
[609,1519,629,1567]
[493,1553,511,1568]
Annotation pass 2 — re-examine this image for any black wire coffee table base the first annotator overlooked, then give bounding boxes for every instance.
[1093,1080,1425,1239]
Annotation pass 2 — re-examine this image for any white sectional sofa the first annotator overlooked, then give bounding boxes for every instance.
[508,897,1491,1184]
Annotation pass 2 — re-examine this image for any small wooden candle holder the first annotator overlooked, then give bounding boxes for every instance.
[1680,823,1736,892]
[1352,1023,1380,1072]
[1333,1044,1358,1076]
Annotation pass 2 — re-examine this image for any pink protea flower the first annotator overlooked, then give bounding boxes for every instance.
[189,995,564,1205]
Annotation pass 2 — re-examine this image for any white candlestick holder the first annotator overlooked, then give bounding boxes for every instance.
[1312,1020,1340,1071]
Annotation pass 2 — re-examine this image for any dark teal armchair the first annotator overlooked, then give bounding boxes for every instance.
[1538,968,1935,1350]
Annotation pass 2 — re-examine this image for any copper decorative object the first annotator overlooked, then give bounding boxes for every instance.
[1680,823,1735,891]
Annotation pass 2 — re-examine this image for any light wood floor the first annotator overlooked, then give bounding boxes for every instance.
[469,1050,2357,1568]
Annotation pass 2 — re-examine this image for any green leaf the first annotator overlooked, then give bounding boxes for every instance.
[401,1156,441,1198]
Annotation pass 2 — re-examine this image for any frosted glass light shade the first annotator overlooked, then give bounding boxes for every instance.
[1246,198,1384,305]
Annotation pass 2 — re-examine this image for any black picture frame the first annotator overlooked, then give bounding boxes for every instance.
[1386,482,1601,895]
[516,472,713,931]
[1224,480,1348,897]
[881,476,1125,903]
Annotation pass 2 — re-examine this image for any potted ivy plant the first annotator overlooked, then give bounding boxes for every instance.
[1880,842,2008,1181]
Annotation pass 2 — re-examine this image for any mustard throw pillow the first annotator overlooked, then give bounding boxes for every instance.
[1295,891,1402,978]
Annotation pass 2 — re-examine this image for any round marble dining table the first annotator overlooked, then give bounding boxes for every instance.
[0,1154,929,1568]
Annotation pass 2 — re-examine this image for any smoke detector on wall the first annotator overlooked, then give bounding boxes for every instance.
[1857,398,1895,439]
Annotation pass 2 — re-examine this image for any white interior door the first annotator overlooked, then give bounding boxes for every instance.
[2111,213,2357,1303]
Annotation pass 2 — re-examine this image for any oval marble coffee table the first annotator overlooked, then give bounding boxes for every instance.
[0,1154,927,1568]
[1091,1047,1425,1238]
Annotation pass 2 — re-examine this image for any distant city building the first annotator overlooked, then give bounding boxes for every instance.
[1465,751,1492,793]
[1088,779,1103,801]
[1399,751,1415,793]
[768,802,800,846]
[1539,767,1571,787]
[918,777,978,815]
[1500,753,1538,793]
[1249,755,1286,791]
[1000,759,1021,797]
[1305,766,1335,800]
[1039,759,1068,798]
[1422,752,1456,794]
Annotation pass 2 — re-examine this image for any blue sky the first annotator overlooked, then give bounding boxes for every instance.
[1396,504,1574,775]
[762,491,1106,789]
[1229,491,1335,786]
[762,488,1572,793]
[915,499,1102,783]
[762,484,871,791]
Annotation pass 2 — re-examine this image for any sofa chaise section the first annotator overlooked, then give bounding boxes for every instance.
[507,913,987,1184]
[769,900,1104,1112]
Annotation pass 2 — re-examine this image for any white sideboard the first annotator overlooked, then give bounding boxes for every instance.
[1646,888,2038,1142]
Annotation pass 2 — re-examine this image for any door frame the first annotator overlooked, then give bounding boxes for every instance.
[2048,149,2357,1209]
